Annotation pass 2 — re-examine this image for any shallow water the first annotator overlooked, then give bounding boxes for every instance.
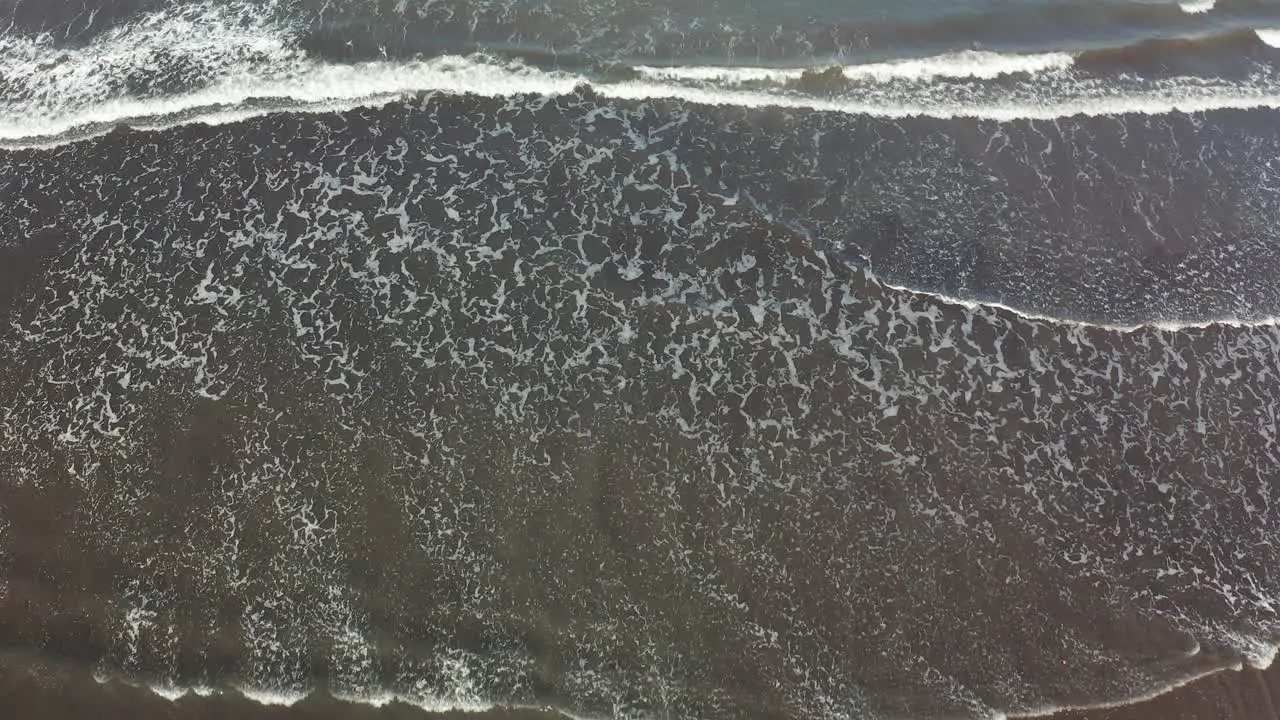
[3,2,1280,718]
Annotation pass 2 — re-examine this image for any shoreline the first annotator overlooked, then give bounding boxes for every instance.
[0,656,1274,720]
[1047,663,1280,720]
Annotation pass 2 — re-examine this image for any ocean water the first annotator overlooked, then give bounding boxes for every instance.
[3,1,1280,718]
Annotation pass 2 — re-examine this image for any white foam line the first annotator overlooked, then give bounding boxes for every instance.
[1000,662,1242,719]
[632,64,800,84]
[601,77,1280,122]
[86,647,1280,720]
[1258,29,1280,48]
[92,657,1279,720]
[234,686,311,706]
[4,0,1280,150]
[842,50,1076,81]
[147,684,217,701]
[327,689,591,717]
[877,274,1280,333]
[89,672,598,719]
[0,55,579,144]
[637,50,1075,85]
[1179,0,1215,14]
[91,672,304,705]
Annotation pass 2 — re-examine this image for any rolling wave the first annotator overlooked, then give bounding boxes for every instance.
[634,50,1077,85]
[17,60,1280,149]
[7,2,1280,149]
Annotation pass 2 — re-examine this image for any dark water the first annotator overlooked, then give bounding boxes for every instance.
[3,1,1280,719]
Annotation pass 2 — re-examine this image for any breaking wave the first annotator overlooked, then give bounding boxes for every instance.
[5,2,1280,147]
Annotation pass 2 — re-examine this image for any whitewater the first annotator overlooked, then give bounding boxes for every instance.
[10,3,1280,720]
[6,2,1280,148]
[87,641,1277,720]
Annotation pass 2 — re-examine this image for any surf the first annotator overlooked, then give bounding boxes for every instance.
[10,53,1280,150]
[7,1,1280,149]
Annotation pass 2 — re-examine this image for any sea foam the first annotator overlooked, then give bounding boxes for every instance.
[88,673,591,719]
[6,4,1280,149]
[9,50,1280,149]
[634,50,1074,84]
[1178,0,1215,14]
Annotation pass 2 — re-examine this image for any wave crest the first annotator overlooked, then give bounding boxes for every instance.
[5,3,1280,148]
